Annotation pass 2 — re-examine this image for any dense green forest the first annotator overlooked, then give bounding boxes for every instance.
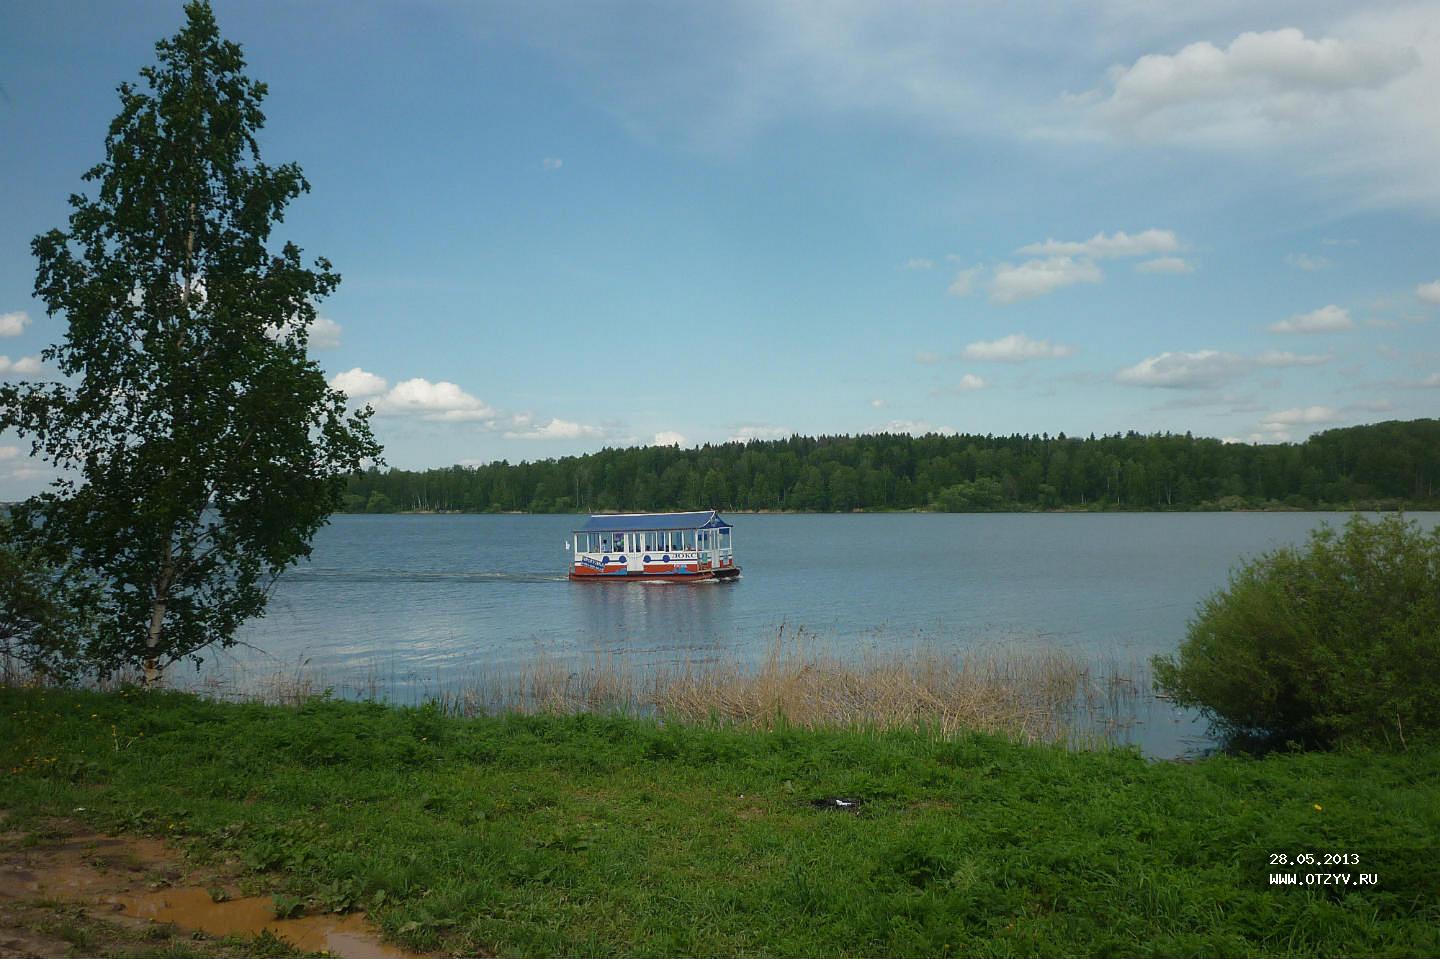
[342,419,1440,514]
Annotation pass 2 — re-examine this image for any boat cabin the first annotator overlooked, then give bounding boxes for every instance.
[569,510,740,581]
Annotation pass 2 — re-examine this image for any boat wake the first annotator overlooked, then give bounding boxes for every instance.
[286,569,568,585]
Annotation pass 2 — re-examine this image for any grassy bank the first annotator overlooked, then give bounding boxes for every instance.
[3,687,1439,957]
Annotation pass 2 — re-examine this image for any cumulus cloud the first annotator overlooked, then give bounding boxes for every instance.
[1268,305,1354,334]
[961,333,1075,363]
[1254,350,1332,368]
[542,157,564,170]
[328,367,389,399]
[1078,16,1440,209]
[308,317,343,349]
[379,378,497,422]
[328,367,608,439]
[1418,280,1440,305]
[270,314,342,349]
[990,256,1101,303]
[882,419,957,436]
[0,355,44,377]
[934,374,987,394]
[1285,253,1332,271]
[946,265,982,296]
[728,425,792,442]
[1260,405,1340,431]
[653,431,687,447]
[0,311,30,338]
[903,258,934,270]
[1116,350,1246,389]
[1135,256,1194,274]
[1018,229,1178,259]
[1091,28,1413,140]
[504,417,603,440]
[1116,346,1335,390]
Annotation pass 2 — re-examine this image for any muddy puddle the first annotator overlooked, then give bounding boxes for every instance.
[0,818,429,959]
[115,886,418,958]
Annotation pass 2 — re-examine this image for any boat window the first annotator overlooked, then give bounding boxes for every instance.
[719,528,730,550]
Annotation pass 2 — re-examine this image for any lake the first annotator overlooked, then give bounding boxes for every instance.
[194,511,1438,758]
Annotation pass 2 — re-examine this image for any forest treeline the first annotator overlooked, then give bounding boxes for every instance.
[342,419,1440,514]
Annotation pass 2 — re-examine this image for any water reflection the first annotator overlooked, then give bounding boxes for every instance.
[567,578,739,662]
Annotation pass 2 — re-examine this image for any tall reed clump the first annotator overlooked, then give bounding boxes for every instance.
[423,629,1148,746]
[9,628,1150,747]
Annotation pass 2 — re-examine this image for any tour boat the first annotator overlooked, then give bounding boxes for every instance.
[568,510,741,581]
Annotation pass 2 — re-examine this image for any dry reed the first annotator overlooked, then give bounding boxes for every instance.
[6,627,1155,747]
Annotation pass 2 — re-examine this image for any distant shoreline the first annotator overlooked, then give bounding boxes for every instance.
[341,502,1439,517]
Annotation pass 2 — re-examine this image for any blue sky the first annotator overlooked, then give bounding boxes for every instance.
[2,0,1438,497]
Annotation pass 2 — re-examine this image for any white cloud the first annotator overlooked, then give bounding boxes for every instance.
[1421,373,1440,388]
[374,378,496,422]
[946,265,982,296]
[941,374,987,393]
[504,417,603,440]
[0,355,44,376]
[990,256,1102,303]
[869,398,887,409]
[1253,350,1332,368]
[1018,229,1178,259]
[1135,256,1194,274]
[1418,280,1440,305]
[1268,304,1354,334]
[308,316,343,349]
[1116,350,1247,389]
[1120,348,1328,390]
[914,351,942,365]
[1079,16,1440,209]
[1260,405,1340,431]
[0,446,18,461]
[961,333,1075,363]
[903,258,934,270]
[1285,253,1332,271]
[653,431,687,447]
[728,425,791,442]
[1092,28,1413,138]
[882,419,957,437]
[542,157,564,170]
[0,311,31,338]
[270,314,342,349]
[328,367,389,399]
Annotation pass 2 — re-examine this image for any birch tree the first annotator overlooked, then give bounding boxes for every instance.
[0,2,379,683]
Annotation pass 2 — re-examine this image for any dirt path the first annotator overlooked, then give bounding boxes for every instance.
[0,814,426,959]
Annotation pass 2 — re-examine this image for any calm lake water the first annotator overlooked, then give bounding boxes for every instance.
[194,512,1438,758]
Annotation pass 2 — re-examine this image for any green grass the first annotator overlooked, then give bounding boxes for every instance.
[3,686,1438,957]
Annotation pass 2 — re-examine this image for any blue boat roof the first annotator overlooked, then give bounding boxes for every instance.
[577,510,731,532]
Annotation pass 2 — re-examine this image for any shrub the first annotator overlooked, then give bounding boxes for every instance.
[1153,513,1440,750]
